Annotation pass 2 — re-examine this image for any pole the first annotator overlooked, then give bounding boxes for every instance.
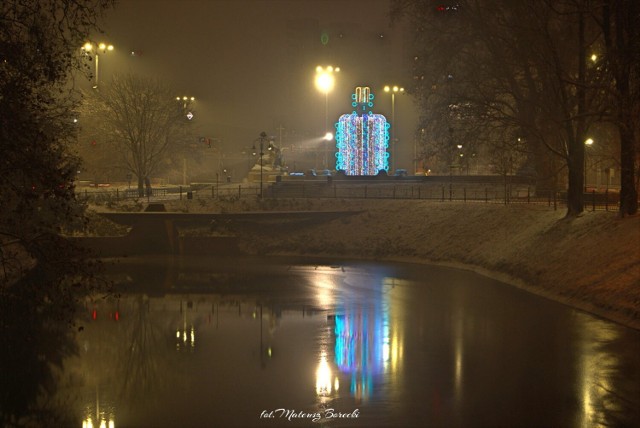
[391,92,395,173]
[94,54,99,88]
[413,137,417,176]
[324,92,328,169]
[183,157,187,186]
[584,151,587,193]
[259,134,264,199]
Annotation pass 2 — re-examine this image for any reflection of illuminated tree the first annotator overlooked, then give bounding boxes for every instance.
[118,294,176,402]
[72,293,180,424]
[334,308,388,400]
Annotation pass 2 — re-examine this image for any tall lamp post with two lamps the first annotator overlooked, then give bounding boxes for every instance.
[315,66,339,170]
[252,132,274,199]
[383,85,404,173]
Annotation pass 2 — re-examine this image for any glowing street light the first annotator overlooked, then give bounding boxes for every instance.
[584,138,594,192]
[384,85,404,173]
[176,96,196,109]
[82,42,114,89]
[315,65,340,169]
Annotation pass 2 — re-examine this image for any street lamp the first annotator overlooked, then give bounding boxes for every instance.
[175,96,196,185]
[315,65,339,169]
[82,42,114,89]
[176,96,196,120]
[252,131,274,199]
[584,138,594,192]
[383,85,404,173]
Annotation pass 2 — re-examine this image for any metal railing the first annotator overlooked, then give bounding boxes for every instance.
[77,182,623,212]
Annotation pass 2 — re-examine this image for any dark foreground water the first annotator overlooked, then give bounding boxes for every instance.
[3,256,639,427]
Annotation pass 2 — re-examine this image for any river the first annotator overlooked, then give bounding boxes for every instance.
[4,256,639,427]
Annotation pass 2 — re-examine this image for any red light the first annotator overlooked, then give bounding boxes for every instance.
[92,309,97,320]
[115,311,120,321]
[437,5,445,11]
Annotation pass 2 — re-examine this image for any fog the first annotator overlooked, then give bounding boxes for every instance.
[93,0,417,170]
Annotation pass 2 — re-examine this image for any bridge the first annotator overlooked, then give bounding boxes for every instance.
[80,208,361,256]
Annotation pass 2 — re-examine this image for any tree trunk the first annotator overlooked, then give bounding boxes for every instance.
[137,176,144,197]
[619,123,638,216]
[616,0,639,216]
[567,139,585,216]
[567,6,588,216]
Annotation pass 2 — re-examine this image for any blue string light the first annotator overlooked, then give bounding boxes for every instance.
[335,87,389,175]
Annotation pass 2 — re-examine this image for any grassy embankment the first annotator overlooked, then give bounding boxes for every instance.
[89,197,640,329]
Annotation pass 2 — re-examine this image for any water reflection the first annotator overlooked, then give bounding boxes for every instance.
[2,257,639,427]
[575,314,640,426]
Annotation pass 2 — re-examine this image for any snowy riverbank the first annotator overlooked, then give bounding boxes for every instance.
[90,198,640,329]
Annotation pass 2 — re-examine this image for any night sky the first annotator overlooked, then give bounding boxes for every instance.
[94,0,417,169]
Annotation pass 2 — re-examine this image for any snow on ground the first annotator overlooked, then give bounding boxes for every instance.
[89,197,640,329]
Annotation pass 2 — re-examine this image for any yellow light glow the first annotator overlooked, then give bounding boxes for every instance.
[315,73,335,93]
[98,43,106,50]
[590,54,597,62]
[83,43,93,51]
[384,84,404,93]
[315,352,333,396]
[585,138,594,146]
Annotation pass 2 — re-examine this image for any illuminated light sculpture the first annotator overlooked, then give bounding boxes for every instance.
[335,86,390,175]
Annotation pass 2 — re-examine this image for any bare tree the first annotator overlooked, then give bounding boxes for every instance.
[86,73,192,196]
[600,0,639,216]
[392,0,629,216]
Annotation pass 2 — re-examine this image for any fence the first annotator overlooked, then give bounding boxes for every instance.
[77,181,622,212]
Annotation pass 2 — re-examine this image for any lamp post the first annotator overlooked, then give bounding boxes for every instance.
[176,95,196,120]
[252,131,274,199]
[82,42,114,89]
[176,96,195,185]
[315,66,339,169]
[384,85,404,173]
[584,138,594,192]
